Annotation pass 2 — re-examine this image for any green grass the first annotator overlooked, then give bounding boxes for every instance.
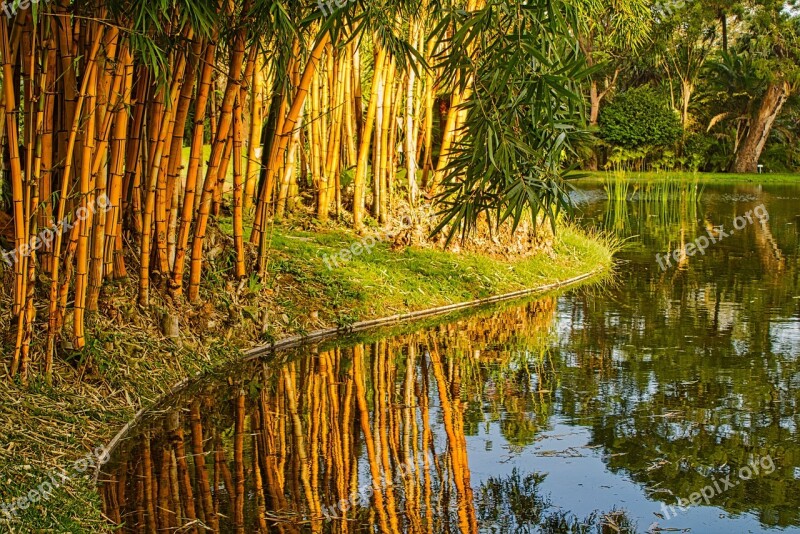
[574,170,800,184]
[260,224,615,332]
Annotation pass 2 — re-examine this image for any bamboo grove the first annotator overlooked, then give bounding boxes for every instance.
[99,298,557,532]
[0,0,591,382]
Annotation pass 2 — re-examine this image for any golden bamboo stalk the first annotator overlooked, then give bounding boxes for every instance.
[171,40,217,298]
[187,6,249,302]
[353,43,388,232]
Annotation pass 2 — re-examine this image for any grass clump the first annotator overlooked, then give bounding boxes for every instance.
[261,224,614,333]
[576,170,799,185]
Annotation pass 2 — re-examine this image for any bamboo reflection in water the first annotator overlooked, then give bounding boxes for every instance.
[100,298,556,532]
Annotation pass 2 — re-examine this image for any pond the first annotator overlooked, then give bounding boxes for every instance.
[99,177,800,533]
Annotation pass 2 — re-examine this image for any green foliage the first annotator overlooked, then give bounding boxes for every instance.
[683,132,714,164]
[599,87,683,149]
[738,1,800,86]
[604,146,650,172]
[433,0,591,242]
[693,3,800,171]
[761,110,800,172]
[705,50,766,99]
[582,0,800,173]
[574,0,651,74]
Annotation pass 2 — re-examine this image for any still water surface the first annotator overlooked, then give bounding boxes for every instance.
[100,178,800,533]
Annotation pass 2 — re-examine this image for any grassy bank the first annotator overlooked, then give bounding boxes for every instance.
[0,223,613,532]
[575,170,800,184]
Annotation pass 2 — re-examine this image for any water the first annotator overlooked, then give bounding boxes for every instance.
[99,178,800,533]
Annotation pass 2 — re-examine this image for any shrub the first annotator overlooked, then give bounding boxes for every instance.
[683,132,716,171]
[599,87,683,149]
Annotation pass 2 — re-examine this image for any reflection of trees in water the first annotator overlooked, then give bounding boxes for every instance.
[101,339,476,532]
[476,469,637,534]
[562,184,800,528]
[432,299,560,447]
[601,177,703,254]
[596,181,797,286]
[554,299,800,524]
[100,250,800,533]
[100,299,566,533]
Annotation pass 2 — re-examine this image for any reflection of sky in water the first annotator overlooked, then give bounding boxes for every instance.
[770,319,800,358]
[732,339,750,356]
[465,419,781,534]
[716,301,740,332]
[782,418,797,433]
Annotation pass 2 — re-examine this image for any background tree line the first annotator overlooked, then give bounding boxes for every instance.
[585,0,800,174]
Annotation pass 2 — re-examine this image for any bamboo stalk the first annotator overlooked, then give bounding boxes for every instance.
[171,40,216,298]
[0,20,27,321]
[104,45,133,278]
[244,63,264,211]
[232,90,246,278]
[87,30,123,312]
[73,40,98,350]
[187,6,249,302]
[353,43,388,232]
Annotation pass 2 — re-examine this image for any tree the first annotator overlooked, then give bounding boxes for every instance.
[575,0,651,128]
[706,1,800,172]
[731,3,800,172]
[652,1,720,130]
[599,86,683,149]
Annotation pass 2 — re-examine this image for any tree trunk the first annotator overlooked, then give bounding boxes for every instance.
[244,63,264,211]
[680,79,693,130]
[589,80,601,127]
[733,81,790,173]
[586,70,617,172]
